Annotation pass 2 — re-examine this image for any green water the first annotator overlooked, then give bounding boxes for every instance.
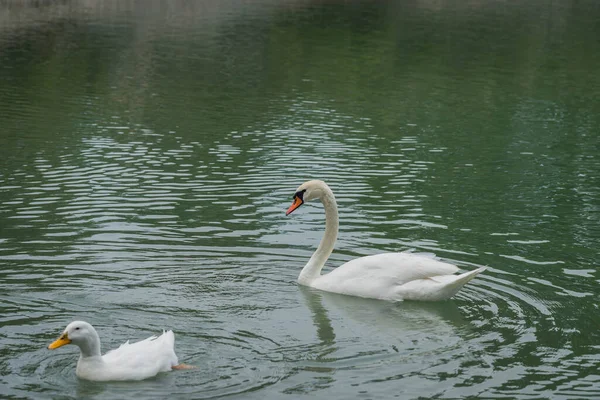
[1,1,599,398]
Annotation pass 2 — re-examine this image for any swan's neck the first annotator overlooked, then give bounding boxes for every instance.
[298,189,339,285]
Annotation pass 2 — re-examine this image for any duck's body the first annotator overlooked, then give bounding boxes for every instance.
[286,180,485,301]
[48,321,187,381]
[75,330,178,381]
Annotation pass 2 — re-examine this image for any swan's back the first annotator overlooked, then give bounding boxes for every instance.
[309,252,466,301]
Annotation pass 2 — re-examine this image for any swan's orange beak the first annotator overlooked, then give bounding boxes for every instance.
[48,333,71,350]
[286,196,303,216]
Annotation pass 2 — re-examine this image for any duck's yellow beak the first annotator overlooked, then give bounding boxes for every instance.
[286,196,304,216]
[48,333,71,350]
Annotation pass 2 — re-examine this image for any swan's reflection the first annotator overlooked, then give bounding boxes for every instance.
[299,285,471,346]
[299,286,336,346]
[282,286,475,394]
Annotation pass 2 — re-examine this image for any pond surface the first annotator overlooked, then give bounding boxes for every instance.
[1,1,599,399]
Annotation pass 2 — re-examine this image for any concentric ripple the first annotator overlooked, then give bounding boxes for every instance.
[2,97,598,398]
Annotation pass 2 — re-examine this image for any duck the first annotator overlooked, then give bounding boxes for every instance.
[285,180,486,301]
[47,321,192,381]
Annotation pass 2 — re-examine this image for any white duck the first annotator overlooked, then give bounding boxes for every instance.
[286,180,486,301]
[48,321,192,381]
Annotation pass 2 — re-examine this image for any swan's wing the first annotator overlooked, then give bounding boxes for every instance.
[332,252,458,282]
[312,252,460,298]
[101,330,178,379]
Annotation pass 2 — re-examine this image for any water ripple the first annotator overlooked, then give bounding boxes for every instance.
[1,15,599,397]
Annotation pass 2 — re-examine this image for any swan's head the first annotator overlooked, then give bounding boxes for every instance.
[48,321,97,350]
[286,180,330,216]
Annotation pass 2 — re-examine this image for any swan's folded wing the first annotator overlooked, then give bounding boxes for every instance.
[324,252,459,286]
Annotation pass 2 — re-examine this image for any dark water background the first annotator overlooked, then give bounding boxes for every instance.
[1,1,599,398]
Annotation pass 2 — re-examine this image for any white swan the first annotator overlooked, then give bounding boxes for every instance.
[48,321,192,381]
[286,180,486,301]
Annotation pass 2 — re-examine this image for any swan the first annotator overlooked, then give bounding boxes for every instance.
[47,321,192,381]
[285,180,485,301]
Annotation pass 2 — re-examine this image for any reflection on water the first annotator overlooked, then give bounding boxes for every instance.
[1,0,599,399]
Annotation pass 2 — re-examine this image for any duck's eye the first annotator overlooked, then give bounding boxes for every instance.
[75,327,80,330]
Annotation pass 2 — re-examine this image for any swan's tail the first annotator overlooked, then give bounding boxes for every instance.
[432,266,487,300]
[455,266,486,285]
[397,266,487,301]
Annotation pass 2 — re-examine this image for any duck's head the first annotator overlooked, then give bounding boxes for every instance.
[48,321,96,350]
[286,180,331,216]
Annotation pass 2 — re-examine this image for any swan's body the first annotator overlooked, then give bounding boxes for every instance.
[286,180,485,301]
[48,321,189,381]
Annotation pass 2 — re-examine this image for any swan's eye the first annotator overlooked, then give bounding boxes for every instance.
[75,327,80,331]
[293,189,306,200]
[287,189,307,216]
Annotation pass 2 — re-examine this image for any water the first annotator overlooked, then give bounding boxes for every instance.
[1,0,599,398]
